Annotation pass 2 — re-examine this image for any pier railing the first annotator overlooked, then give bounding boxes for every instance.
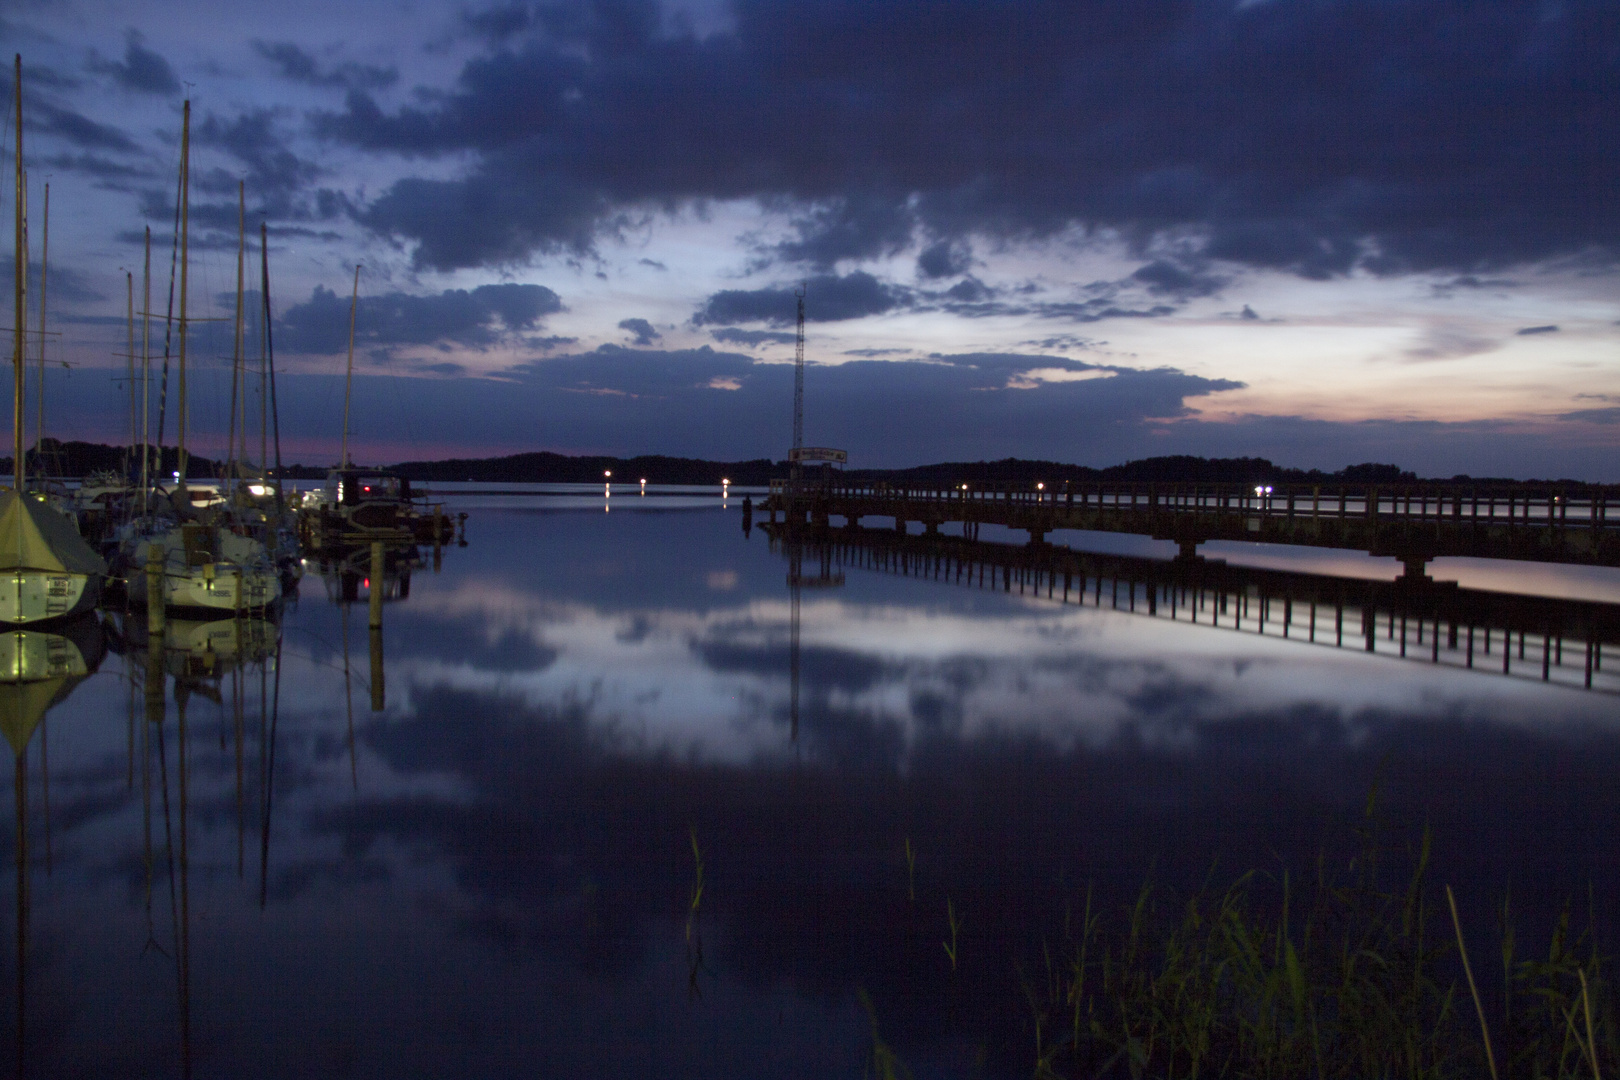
[765,480,1620,567]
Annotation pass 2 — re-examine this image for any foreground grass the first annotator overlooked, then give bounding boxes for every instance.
[864,810,1614,1079]
[1014,831,1612,1078]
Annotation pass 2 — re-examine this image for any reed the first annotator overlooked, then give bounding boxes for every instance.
[999,824,1616,1079]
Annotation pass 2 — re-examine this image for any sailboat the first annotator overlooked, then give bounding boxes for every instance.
[115,101,280,615]
[297,267,456,554]
[4,56,107,624]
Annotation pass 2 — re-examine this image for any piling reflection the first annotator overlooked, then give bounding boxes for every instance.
[764,523,1620,694]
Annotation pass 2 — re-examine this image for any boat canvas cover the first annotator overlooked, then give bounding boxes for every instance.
[0,491,107,575]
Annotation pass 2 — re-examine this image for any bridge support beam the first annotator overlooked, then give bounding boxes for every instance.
[924,521,939,536]
[1027,528,1048,546]
[1396,553,1433,584]
[1174,538,1203,562]
[895,518,908,534]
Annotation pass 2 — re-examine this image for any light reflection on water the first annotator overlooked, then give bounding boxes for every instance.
[3,502,1617,1077]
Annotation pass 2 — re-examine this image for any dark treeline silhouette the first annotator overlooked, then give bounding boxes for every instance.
[6,441,1594,486]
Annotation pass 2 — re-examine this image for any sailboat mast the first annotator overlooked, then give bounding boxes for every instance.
[261,222,284,512]
[126,271,135,469]
[36,182,46,469]
[341,265,358,468]
[176,100,189,493]
[228,180,243,482]
[258,231,267,487]
[13,55,25,493]
[141,227,151,502]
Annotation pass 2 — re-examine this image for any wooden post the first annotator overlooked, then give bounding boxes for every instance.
[146,544,165,634]
[368,542,384,629]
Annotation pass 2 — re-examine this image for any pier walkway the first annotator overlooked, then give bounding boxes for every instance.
[763,479,1620,572]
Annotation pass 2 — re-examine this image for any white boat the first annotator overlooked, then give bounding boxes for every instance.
[126,522,280,613]
[0,489,106,624]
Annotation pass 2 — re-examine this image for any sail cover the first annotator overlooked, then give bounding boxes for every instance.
[0,490,107,575]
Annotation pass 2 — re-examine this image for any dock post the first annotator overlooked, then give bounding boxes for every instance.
[369,542,385,629]
[146,545,165,634]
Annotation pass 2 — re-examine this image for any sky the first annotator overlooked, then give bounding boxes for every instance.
[0,0,1616,476]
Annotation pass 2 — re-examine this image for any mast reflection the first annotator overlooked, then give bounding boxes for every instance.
[0,613,104,1078]
[784,538,844,742]
[111,609,280,1080]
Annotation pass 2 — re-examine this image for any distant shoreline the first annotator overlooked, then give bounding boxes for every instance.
[6,440,1597,486]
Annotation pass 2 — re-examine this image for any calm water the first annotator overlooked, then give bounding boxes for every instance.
[5,493,1619,1077]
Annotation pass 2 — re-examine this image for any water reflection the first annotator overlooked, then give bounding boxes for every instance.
[0,613,104,1079]
[0,507,1615,1077]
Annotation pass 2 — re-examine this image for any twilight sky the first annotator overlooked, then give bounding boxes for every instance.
[1,0,1617,476]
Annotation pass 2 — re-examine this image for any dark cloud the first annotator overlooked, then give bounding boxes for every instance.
[617,317,661,345]
[29,100,138,152]
[773,195,916,268]
[314,1,1620,276]
[1131,260,1224,299]
[940,276,994,303]
[460,2,538,43]
[916,239,973,280]
[1516,324,1560,335]
[39,152,155,182]
[193,109,324,216]
[1558,406,1620,425]
[419,361,468,377]
[252,41,398,91]
[637,258,667,270]
[531,334,580,351]
[0,262,106,306]
[277,282,564,354]
[693,271,907,326]
[1240,305,1260,320]
[1403,325,1498,363]
[86,29,180,94]
[709,327,797,347]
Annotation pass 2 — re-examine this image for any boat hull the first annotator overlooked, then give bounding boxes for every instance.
[0,570,98,625]
[125,527,282,614]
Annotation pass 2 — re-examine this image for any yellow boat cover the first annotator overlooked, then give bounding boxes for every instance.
[0,490,107,575]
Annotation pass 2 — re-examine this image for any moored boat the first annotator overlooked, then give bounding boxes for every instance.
[0,489,105,624]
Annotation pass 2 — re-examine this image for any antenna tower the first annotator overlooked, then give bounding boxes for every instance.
[791,283,805,480]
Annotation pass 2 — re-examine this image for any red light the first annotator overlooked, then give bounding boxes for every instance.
[363,578,370,588]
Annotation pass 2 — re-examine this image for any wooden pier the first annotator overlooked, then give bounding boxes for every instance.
[763,479,1620,571]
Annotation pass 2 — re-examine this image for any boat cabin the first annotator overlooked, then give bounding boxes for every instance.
[324,469,414,507]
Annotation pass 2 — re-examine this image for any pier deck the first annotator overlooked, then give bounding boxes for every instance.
[763,480,1620,570]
